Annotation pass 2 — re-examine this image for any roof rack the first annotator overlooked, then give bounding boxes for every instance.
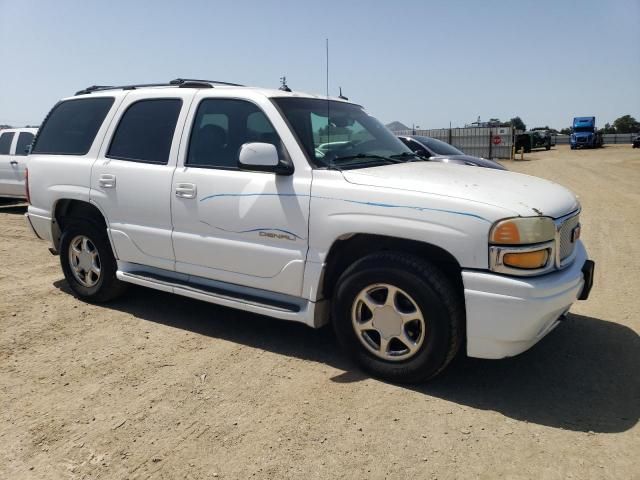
[169,78,244,87]
[75,78,244,96]
[75,83,171,95]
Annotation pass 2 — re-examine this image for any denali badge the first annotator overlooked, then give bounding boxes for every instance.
[259,231,296,241]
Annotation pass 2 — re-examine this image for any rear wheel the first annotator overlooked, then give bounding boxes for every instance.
[332,252,463,383]
[59,220,127,302]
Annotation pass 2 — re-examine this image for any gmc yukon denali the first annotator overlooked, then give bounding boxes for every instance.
[25,79,595,383]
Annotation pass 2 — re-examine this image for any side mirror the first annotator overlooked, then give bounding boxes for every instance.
[238,142,293,175]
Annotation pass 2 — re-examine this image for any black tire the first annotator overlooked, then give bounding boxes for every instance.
[59,219,127,303]
[332,252,464,383]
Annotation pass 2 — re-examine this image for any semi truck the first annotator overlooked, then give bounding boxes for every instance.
[571,117,603,149]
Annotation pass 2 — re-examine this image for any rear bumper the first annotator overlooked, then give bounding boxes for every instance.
[463,241,591,359]
[24,209,52,242]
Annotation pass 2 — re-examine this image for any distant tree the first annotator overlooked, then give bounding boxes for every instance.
[509,117,526,131]
[531,126,550,131]
[559,128,572,135]
[601,122,616,134]
[612,115,640,133]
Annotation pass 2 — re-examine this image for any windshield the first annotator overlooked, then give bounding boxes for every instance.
[273,98,414,168]
[415,136,464,156]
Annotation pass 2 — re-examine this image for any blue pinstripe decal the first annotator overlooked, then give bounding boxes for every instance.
[200,192,491,223]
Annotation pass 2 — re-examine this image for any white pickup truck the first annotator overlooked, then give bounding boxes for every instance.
[25,79,594,382]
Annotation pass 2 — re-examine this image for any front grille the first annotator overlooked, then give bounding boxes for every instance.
[558,213,580,261]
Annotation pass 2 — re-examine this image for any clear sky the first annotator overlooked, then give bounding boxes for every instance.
[1,0,638,130]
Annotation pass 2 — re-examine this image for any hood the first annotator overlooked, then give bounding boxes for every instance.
[430,154,507,170]
[341,162,579,219]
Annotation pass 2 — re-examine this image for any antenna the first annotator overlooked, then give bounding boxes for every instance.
[279,76,291,92]
[326,38,330,148]
[326,39,329,98]
[338,87,348,101]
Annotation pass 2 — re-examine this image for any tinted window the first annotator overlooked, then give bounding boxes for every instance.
[187,99,283,169]
[0,132,15,154]
[16,132,35,156]
[32,98,114,155]
[401,137,429,157]
[416,137,464,156]
[108,99,182,164]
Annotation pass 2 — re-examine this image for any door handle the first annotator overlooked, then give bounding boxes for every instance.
[175,183,197,199]
[98,174,116,188]
[10,160,18,166]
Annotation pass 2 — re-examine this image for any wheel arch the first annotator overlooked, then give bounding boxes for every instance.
[52,199,109,252]
[320,233,464,301]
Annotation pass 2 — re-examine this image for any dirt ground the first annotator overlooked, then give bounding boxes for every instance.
[1,145,638,479]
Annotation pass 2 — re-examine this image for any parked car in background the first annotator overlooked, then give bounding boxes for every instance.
[0,127,38,198]
[397,135,507,170]
[632,135,640,148]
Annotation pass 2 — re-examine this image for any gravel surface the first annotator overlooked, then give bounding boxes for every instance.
[1,145,638,479]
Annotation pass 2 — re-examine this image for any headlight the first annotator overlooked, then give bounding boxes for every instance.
[490,217,555,244]
[489,217,556,276]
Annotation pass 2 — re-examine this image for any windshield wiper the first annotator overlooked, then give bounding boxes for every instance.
[390,152,424,161]
[331,153,404,165]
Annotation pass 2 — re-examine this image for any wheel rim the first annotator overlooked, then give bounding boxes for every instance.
[351,283,426,362]
[68,235,101,288]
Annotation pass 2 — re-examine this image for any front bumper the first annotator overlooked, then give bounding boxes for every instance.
[463,240,591,359]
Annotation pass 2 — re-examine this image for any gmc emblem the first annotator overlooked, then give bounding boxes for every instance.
[571,225,581,243]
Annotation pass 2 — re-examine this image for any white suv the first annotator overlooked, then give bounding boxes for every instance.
[0,127,38,198]
[25,79,594,382]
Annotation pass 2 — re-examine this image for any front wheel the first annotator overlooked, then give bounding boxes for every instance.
[332,252,464,383]
[59,220,127,303]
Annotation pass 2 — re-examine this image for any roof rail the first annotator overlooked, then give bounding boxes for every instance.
[170,78,244,87]
[75,78,244,96]
[75,83,173,95]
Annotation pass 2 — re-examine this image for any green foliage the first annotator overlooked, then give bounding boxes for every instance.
[509,117,526,131]
[612,115,640,134]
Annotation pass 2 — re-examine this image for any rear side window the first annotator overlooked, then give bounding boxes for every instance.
[0,132,15,154]
[107,99,182,164]
[16,132,35,156]
[31,97,114,155]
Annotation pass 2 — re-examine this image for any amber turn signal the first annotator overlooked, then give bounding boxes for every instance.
[503,249,549,269]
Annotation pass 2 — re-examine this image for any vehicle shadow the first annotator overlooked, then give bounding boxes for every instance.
[53,281,639,433]
[0,199,27,214]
